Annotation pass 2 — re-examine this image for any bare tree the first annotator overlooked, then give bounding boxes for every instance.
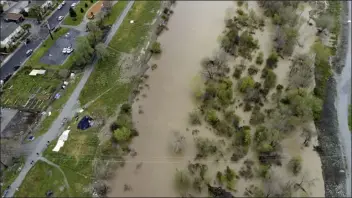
[93,180,110,196]
[201,50,228,80]
[288,54,314,89]
[103,1,113,15]
[170,131,186,155]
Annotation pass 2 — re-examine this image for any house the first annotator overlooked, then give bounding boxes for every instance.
[0,22,24,48]
[27,0,52,10]
[4,13,24,23]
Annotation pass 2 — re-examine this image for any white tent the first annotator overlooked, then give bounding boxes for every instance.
[52,130,71,152]
[29,69,46,76]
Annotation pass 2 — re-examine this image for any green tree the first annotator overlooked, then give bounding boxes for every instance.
[29,5,43,22]
[264,69,277,89]
[69,7,77,18]
[85,3,88,8]
[95,43,110,61]
[113,127,131,142]
[0,4,4,14]
[238,76,255,93]
[87,21,103,45]
[150,42,162,54]
[80,8,84,13]
[74,36,94,66]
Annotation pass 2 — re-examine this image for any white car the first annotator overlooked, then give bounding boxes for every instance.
[66,47,74,54]
[71,3,76,7]
[26,49,33,56]
[58,16,63,21]
[61,1,66,5]
[62,48,68,54]
[57,4,62,10]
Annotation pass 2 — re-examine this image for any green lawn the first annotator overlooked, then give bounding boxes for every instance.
[79,1,161,117]
[44,123,99,197]
[25,27,70,69]
[15,161,70,197]
[1,67,65,111]
[108,1,161,53]
[103,1,129,26]
[63,0,96,26]
[34,74,83,137]
[1,158,25,195]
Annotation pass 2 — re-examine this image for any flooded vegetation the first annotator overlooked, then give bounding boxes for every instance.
[106,1,346,197]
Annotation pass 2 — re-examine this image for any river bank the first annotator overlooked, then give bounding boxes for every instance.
[317,1,350,197]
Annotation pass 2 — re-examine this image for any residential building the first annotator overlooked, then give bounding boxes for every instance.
[4,12,24,23]
[0,22,24,48]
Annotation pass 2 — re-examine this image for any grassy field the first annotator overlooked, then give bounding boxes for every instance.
[108,1,161,53]
[1,67,65,111]
[103,1,129,26]
[25,27,70,69]
[43,122,99,197]
[34,73,83,137]
[79,1,161,117]
[15,161,70,197]
[63,0,96,26]
[0,158,24,195]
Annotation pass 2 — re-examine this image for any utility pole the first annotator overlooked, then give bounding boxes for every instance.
[46,22,54,40]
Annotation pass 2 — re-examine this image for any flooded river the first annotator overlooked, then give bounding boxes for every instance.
[108,1,233,196]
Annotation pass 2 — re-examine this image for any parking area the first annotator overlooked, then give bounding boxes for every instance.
[39,29,80,65]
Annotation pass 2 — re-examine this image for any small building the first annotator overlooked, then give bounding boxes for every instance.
[0,22,24,48]
[4,13,25,23]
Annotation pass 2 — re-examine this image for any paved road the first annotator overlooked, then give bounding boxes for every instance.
[337,1,351,196]
[0,0,79,81]
[5,1,134,197]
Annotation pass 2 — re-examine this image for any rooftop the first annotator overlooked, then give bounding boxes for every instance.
[0,22,20,41]
[5,13,24,21]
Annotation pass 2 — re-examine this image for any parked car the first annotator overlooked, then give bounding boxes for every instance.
[58,16,63,21]
[26,49,33,56]
[62,48,68,54]
[57,4,63,10]
[62,1,66,5]
[71,3,76,7]
[66,47,73,54]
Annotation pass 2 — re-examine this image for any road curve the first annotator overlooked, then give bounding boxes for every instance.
[5,1,135,197]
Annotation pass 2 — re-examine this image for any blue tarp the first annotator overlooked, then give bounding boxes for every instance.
[77,116,93,130]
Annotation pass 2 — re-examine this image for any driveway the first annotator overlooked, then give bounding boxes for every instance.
[5,1,135,197]
[40,29,81,65]
[0,0,79,81]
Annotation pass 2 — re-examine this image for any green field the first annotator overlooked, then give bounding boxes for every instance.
[80,1,161,117]
[103,1,129,26]
[0,158,24,195]
[63,0,96,26]
[44,122,99,197]
[15,161,70,197]
[1,67,65,111]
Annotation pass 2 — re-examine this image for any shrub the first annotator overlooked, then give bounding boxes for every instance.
[248,66,258,75]
[276,84,284,91]
[237,9,245,16]
[205,109,219,126]
[250,108,265,125]
[224,110,241,128]
[257,165,271,179]
[266,51,279,68]
[22,23,32,30]
[116,114,132,129]
[254,82,261,89]
[121,103,132,114]
[189,110,202,125]
[244,103,252,112]
[288,156,302,175]
[113,127,131,142]
[80,8,84,13]
[195,137,218,159]
[174,169,191,194]
[231,146,248,162]
[238,76,255,93]
[263,69,277,89]
[150,42,162,54]
[233,68,242,79]
[255,52,264,65]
